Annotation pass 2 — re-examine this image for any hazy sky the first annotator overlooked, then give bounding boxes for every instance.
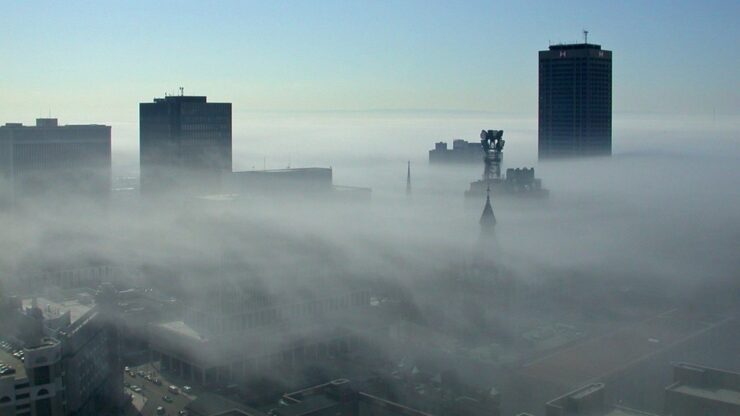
[2,0,738,124]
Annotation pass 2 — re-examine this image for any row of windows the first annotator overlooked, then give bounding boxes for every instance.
[12,143,109,170]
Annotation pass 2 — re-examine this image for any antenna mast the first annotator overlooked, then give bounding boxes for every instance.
[179,86,184,96]
[583,29,589,44]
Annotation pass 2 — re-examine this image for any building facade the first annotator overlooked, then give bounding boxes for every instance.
[0,290,124,416]
[429,140,484,164]
[0,119,111,202]
[0,335,65,416]
[545,383,657,416]
[664,362,740,416]
[139,95,232,195]
[538,43,612,158]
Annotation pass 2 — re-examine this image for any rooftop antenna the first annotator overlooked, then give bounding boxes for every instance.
[583,29,589,44]
[179,86,184,96]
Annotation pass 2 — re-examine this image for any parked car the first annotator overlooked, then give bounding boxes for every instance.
[168,385,179,395]
[182,385,192,394]
[156,406,166,415]
[162,395,173,403]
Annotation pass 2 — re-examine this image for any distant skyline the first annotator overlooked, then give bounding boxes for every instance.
[2,0,738,127]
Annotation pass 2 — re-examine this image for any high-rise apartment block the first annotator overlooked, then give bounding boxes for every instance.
[538,42,612,158]
[139,95,231,195]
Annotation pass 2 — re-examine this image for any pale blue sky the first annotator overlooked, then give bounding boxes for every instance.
[1,0,738,123]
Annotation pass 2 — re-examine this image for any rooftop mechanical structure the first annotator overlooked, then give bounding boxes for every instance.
[465,129,548,200]
[480,129,505,182]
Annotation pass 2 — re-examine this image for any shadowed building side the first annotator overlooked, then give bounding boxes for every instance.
[538,41,612,158]
[140,94,232,196]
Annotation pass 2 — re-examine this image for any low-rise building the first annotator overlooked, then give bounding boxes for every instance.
[664,362,740,416]
[0,335,64,416]
[0,287,124,416]
[186,392,266,416]
[545,383,658,416]
[149,278,375,388]
[273,378,434,416]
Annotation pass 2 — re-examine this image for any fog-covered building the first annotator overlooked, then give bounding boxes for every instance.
[0,288,124,416]
[429,140,484,164]
[273,378,435,416]
[664,363,740,416]
[148,277,374,387]
[0,333,64,416]
[140,95,232,195]
[545,383,657,416]
[0,119,111,202]
[229,168,333,194]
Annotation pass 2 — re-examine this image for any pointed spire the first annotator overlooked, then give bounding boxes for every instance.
[480,184,496,232]
[406,160,411,195]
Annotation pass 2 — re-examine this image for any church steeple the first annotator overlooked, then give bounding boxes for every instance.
[480,185,496,233]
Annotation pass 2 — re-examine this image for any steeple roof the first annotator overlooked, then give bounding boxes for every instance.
[480,186,496,232]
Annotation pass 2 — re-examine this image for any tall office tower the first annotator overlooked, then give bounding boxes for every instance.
[139,94,232,195]
[538,40,612,158]
[0,118,111,201]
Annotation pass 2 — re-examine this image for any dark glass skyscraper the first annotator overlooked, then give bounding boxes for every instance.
[538,42,612,158]
[139,95,231,195]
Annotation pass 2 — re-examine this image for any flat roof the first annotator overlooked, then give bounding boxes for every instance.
[667,384,740,406]
[604,407,660,416]
[155,320,207,342]
[152,95,208,103]
[22,297,93,326]
[0,123,109,129]
[274,395,337,416]
[546,383,604,406]
[548,43,602,50]
[186,391,265,416]
[0,345,26,380]
[233,167,331,174]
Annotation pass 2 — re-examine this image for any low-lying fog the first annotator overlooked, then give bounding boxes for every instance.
[1,110,737,413]
[96,111,740,290]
